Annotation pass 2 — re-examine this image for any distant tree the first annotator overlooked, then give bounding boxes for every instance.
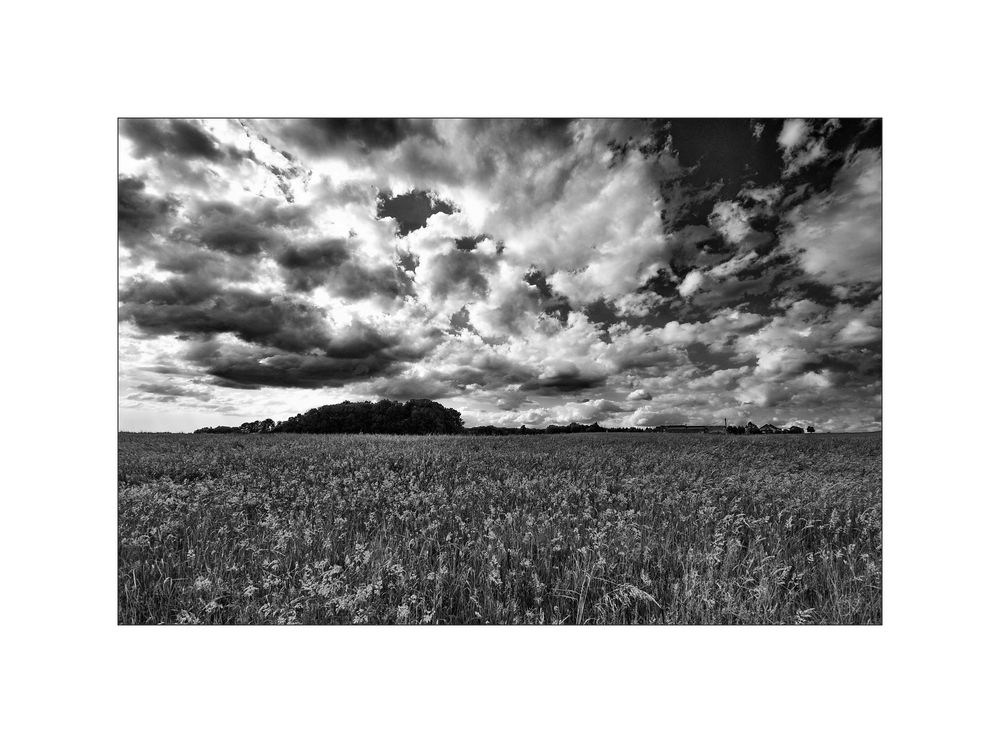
[807,425,815,433]
[746,421,760,435]
[786,425,805,434]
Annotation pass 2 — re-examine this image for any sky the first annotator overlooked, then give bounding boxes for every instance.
[118,118,881,432]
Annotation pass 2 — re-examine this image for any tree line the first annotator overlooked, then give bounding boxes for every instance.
[194,399,816,436]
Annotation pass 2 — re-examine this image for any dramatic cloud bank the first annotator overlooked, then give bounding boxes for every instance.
[119,118,881,431]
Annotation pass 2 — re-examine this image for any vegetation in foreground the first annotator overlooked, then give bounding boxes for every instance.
[119,433,881,624]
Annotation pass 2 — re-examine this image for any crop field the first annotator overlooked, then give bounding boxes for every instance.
[118,432,881,625]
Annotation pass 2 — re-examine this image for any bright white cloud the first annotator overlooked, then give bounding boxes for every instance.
[678,270,705,298]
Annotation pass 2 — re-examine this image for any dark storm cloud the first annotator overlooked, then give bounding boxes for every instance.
[120,119,233,162]
[433,354,537,390]
[205,353,404,390]
[275,238,414,299]
[426,354,605,401]
[186,322,432,390]
[120,271,438,390]
[521,363,607,395]
[186,201,281,256]
[118,176,179,244]
[278,119,436,157]
[119,276,335,353]
[376,190,457,236]
[276,239,351,290]
[124,195,315,278]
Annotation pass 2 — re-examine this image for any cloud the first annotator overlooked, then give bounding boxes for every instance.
[276,238,351,286]
[118,176,179,245]
[778,119,810,152]
[119,118,881,432]
[488,398,623,427]
[119,276,338,353]
[204,351,401,390]
[836,317,881,346]
[120,119,233,162]
[612,291,666,318]
[781,148,881,285]
[360,373,456,401]
[709,201,753,244]
[275,237,412,301]
[678,270,705,298]
[521,361,607,395]
[777,119,838,176]
[190,201,280,256]
[135,382,213,402]
[268,119,435,158]
[425,246,498,300]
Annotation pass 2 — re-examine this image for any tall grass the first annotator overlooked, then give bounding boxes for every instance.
[119,432,881,624]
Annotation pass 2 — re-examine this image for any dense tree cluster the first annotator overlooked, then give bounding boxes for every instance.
[274,399,464,434]
[197,399,462,435]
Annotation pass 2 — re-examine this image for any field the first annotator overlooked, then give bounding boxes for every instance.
[119,432,882,624]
